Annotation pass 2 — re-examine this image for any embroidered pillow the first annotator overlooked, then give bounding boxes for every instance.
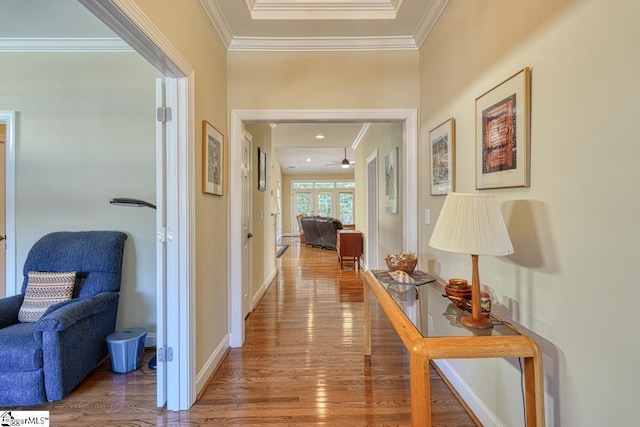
[18,271,76,323]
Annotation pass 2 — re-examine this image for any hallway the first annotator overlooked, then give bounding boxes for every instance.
[197,238,477,426]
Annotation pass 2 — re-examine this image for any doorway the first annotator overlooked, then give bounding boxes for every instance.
[228,109,418,347]
[80,0,195,411]
[0,112,16,299]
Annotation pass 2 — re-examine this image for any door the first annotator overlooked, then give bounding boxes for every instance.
[366,151,379,269]
[316,191,333,217]
[0,124,5,298]
[242,131,253,319]
[275,180,282,243]
[155,78,169,407]
[338,191,354,225]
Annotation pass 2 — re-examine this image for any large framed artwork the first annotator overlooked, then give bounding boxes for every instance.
[202,120,223,196]
[476,67,531,189]
[384,147,398,214]
[258,147,266,191]
[429,118,455,196]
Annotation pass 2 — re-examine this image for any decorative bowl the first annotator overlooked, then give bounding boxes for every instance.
[444,285,472,309]
[448,278,469,290]
[385,254,418,275]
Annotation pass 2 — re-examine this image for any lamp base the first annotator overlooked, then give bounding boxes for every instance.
[460,314,493,330]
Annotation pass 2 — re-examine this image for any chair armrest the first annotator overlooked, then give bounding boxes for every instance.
[34,292,118,334]
[0,294,24,328]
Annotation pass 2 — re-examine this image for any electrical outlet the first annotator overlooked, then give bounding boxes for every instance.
[425,209,430,225]
[428,313,434,332]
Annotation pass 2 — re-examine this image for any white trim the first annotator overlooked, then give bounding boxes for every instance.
[229,109,418,347]
[0,111,16,297]
[433,360,503,427]
[0,37,133,53]
[253,266,277,310]
[199,0,234,50]
[414,0,450,48]
[79,0,196,411]
[366,149,379,270]
[352,123,371,150]
[196,334,230,393]
[228,36,417,52]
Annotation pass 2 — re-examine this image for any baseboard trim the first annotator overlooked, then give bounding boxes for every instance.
[433,359,503,427]
[195,334,230,398]
[144,332,157,348]
[253,267,278,310]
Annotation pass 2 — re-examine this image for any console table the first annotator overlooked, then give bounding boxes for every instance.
[337,230,362,269]
[363,270,545,426]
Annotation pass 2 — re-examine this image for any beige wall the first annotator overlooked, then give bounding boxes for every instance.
[0,53,159,332]
[132,0,229,375]
[228,50,420,110]
[245,123,277,301]
[420,0,639,425]
[354,123,404,267]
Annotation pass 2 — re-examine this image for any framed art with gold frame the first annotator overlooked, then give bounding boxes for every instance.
[429,118,455,196]
[476,67,531,190]
[203,120,223,195]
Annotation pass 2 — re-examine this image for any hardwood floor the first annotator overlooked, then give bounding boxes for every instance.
[18,238,478,426]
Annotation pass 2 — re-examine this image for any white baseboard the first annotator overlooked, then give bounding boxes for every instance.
[433,359,503,427]
[253,266,277,310]
[196,334,230,395]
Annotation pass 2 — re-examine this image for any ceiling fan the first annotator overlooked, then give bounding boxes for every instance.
[326,148,355,168]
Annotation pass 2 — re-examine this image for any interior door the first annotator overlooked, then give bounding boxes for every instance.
[155,78,168,407]
[0,124,5,298]
[242,131,253,319]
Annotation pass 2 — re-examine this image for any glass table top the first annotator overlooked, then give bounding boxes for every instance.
[371,270,519,338]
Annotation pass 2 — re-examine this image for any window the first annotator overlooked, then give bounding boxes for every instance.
[292,180,355,228]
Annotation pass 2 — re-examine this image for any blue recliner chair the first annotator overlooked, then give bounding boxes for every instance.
[0,231,127,406]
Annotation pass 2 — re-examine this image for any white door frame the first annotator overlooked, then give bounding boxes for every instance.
[229,109,418,347]
[80,0,196,410]
[0,111,16,297]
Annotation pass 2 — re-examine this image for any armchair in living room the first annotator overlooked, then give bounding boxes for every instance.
[0,231,127,406]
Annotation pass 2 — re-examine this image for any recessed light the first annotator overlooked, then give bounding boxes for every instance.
[306,157,311,162]
[315,134,325,140]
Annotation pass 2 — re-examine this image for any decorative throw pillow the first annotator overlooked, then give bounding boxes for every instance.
[18,271,76,323]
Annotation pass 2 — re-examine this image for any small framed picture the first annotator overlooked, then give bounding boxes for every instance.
[476,67,531,189]
[202,120,223,196]
[429,118,455,195]
[258,147,266,192]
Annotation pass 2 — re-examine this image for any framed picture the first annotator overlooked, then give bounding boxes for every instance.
[258,147,266,191]
[476,67,531,189]
[429,118,455,195]
[384,147,398,214]
[202,120,223,195]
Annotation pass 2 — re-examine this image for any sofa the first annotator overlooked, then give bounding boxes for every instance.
[0,231,127,406]
[300,216,343,249]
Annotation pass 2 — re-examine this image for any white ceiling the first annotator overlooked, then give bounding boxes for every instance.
[1,0,447,175]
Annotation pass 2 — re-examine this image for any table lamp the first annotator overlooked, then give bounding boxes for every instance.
[429,193,513,329]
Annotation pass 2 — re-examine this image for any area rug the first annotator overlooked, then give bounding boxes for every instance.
[276,244,289,258]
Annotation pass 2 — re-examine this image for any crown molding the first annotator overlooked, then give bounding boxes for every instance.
[0,37,133,53]
[228,35,417,51]
[246,0,403,20]
[200,0,233,49]
[414,0,449,49]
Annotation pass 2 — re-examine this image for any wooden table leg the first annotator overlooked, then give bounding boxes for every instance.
[524,354,545,426]
[410,344,431,426]
[364,281,371,356]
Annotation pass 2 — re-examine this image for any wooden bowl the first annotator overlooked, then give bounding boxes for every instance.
[444,286,472,309]
[385,256,417,275]
[448,278,469,290]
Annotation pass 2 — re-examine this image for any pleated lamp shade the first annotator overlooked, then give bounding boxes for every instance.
[430,192,513,257]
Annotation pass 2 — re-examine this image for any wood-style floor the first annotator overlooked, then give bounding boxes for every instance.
[20,238,478,426]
